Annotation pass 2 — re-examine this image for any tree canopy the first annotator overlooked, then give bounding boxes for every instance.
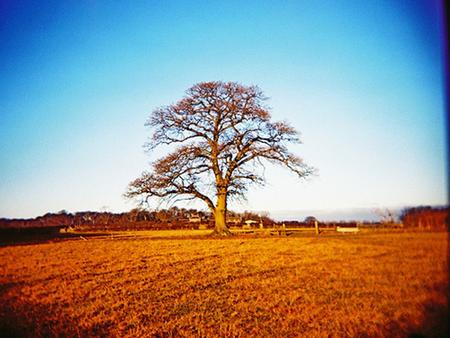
[126,81,314,235]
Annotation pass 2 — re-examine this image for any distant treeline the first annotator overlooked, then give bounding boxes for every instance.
[400,206,448,230]
[0,208,274,231]
[282,221,360,228]
[1,205,447,232]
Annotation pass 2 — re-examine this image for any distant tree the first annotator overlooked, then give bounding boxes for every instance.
[304,216,318,224]
[126,81,314,235]
[374,208,396,224]
[128,208,140,223]
[259,212,275,226]
[400,206,448,230]
[242,211,260,221]
[155,209,170,223]
[169,206,181,221]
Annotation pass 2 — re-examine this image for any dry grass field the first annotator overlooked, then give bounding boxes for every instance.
[0,230,447,337]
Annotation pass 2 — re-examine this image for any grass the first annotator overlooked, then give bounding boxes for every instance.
[0,230,447,337]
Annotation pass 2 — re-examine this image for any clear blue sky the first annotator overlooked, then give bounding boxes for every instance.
[0,0,447,220]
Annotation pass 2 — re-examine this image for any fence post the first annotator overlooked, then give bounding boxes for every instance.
[315,220,320,235]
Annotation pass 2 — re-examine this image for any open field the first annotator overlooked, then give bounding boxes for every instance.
[0,230,447,337]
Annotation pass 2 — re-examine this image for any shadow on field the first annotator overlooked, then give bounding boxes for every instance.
[1,296,447,338]
[0,274,112,338]
[0,230,108,247]
[0,283,447,337]
[379,298,449,338]
[409,299,449,338]
[0,291,112,338]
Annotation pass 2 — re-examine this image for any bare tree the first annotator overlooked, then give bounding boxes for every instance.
[126,81,314,235]
[374,208,397,225]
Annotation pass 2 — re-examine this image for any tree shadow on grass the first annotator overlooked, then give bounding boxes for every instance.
[0,296,112,338]
[407,299,449,338]
[377,298,448,338]
[0,229,110,247]
[0,286,447,337]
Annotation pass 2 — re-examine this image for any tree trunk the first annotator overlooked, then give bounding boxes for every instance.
[212,193,232,236]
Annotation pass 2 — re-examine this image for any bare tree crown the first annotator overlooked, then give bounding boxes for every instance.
[126,81,313,213]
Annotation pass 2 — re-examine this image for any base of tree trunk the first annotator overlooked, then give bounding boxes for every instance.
[210,227,233,237]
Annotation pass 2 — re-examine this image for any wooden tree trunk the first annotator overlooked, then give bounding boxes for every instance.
[212,193,231,236]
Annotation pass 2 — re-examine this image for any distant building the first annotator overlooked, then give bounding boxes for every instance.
[336,222,359,233]
[243,220,258,228]
[227,216,242,226]
[188,213,204,223]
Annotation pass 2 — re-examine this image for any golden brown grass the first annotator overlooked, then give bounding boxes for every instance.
[0,231,447,337]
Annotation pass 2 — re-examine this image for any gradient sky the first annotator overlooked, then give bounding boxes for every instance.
[0,0,447,219]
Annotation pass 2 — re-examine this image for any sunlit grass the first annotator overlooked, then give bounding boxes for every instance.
[0,231,447,337]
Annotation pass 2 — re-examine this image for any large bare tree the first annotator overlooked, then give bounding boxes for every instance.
[126,81,314,235]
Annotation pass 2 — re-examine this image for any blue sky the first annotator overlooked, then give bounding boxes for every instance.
[0,0,447,220]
